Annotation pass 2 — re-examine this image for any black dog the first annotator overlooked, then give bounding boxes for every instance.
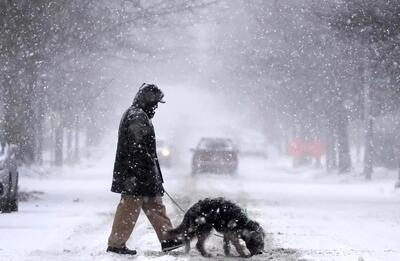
[169,197,265,257]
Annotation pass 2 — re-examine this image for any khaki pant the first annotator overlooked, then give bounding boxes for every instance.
[108,195,173,248]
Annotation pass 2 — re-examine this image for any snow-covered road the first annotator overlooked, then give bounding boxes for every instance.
[1,155,399,261]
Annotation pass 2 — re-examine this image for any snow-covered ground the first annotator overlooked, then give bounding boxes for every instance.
[1,149,399,261]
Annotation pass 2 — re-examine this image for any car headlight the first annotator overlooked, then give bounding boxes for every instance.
[161,149,170,157]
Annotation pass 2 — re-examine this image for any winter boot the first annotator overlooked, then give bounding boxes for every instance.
[107,245,137,255]
[161,238,184,252]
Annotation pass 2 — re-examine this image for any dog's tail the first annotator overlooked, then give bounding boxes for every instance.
[169,215,191,238]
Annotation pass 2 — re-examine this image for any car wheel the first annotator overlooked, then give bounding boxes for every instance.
[8,198,18,212]
[0,203,8,213]
[0,197,5,213]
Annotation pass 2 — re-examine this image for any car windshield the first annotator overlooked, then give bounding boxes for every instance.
[198,139,234,150]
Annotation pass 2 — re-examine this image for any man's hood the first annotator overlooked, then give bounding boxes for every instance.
[132,83,165,109]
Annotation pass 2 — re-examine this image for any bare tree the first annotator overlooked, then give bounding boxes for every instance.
[0,0,217,165]
[320,0,400,178]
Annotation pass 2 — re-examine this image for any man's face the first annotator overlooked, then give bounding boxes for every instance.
[144,89,161,105]
[145,102,158,118]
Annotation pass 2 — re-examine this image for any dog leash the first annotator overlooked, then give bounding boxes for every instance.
[164,190,224,239]
[164,190,186,213]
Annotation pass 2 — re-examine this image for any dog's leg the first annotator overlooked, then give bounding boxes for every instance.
[195,229,212,257]
[182,225,198,255]
[184,239,190,254]
[223,234,231,256]
[232,237,250,258]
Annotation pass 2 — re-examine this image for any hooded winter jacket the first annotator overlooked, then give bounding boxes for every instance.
[111,84,165,196]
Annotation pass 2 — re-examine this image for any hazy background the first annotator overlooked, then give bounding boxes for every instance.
[1,0,400,178]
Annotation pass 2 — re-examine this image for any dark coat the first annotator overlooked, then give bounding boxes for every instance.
[111,104,164,197]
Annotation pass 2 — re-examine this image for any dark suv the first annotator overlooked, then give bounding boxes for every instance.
[0,144,19,213]
[191,138,239,175]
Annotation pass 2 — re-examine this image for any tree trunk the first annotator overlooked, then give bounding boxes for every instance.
[74,116,80,162]
[395,127,400,188]
[54,118,64,166]
[3,78,18,146]
[326,120,337,172]
[362,46,373,179]
[337,109,352,173]
[2,76,36,163]
[363,118,374,179]
[20,59,40,165]
[35,109,44,165]
[34,85,45,165]
[66,127,72,163]
[398,160,400,184]
[22,100,36,164]
[85,114,101,148]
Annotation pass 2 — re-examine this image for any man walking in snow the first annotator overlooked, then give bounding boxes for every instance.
[107,83,183,255]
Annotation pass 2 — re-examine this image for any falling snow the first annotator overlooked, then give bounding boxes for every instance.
[1,0,400,260]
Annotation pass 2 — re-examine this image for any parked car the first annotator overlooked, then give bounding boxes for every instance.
[191,137,239,175]
[156,139,173,167]
[0,143,19,213]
